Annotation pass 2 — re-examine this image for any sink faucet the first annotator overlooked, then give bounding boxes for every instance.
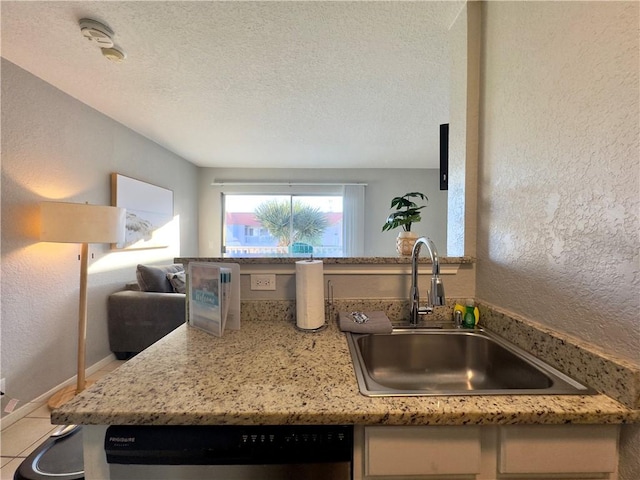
[410,237,445,325]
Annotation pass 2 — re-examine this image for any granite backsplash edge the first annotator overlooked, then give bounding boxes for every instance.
[478,303,640,411]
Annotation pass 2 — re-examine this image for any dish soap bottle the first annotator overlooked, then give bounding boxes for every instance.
[463,299,476,329]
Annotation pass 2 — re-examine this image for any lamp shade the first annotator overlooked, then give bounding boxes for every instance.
[40,201,125,244]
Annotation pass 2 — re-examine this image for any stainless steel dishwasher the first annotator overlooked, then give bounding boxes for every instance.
[105,425,353,480]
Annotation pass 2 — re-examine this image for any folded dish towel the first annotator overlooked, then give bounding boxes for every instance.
[338,311,393,334]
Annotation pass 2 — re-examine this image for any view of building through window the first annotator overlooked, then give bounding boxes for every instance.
[223,194,343,257]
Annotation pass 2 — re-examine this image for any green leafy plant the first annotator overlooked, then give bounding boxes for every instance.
[254,199,328,246]
[381,192,428,233]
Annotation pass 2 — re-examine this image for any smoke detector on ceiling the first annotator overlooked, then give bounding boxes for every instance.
[79,19,114,48]
[101,47,126,63]
[79,18,126,63]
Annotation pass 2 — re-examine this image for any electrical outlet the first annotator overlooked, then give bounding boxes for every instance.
[250,274,276,291]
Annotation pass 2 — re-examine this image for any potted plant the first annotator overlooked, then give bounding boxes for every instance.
[381,191,428,255]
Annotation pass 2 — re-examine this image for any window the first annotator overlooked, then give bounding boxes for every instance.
[223,194,344,257]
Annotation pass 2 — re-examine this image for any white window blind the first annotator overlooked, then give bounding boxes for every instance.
[342,184,365,256]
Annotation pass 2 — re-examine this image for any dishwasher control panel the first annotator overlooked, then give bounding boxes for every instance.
[105,425,353,465]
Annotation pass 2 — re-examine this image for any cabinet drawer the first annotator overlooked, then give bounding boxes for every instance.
[365,426,481,476]
[499,425,619,474]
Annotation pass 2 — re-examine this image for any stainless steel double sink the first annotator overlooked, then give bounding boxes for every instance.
[346,327,596,397]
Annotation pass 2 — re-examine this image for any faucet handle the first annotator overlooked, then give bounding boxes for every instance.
[429,277,446,306]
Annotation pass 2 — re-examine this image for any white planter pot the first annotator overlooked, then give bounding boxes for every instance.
[396,231,418,256]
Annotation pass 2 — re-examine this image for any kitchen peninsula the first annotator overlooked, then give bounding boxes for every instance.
[53,313,639,479]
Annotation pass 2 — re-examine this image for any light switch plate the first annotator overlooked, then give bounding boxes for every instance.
[250,274,276,291]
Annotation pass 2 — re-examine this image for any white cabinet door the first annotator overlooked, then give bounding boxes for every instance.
[365,426,482,477]
[357,424,620,480]
[498,425,619,476]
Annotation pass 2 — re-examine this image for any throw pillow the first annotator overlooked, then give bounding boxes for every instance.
[167,271,186,294]
[136,264,184,293]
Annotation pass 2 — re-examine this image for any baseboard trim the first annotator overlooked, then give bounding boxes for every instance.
[0,353,116,431]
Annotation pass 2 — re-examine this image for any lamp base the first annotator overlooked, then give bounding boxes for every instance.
[47,380,95,410]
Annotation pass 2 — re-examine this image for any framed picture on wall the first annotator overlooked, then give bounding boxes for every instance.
[111,173,174,250]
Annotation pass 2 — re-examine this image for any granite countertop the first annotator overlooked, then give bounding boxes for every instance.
[175,256,474,265]
[52,318,638,427]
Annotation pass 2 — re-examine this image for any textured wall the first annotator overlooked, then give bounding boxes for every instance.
[477,2,639,478]
[1,60,199,412]
[478,1,639,366]
[447,2,480,260]
[446,4,468,257]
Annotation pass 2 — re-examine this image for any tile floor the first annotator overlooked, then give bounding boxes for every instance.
[0,359,125,480]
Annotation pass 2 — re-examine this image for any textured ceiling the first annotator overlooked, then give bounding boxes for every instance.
[1,1,464,168]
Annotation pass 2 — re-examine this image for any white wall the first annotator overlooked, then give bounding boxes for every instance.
[0,59,199,413]
[198,167,448,257]
[476,2,639,478]
[447,2,480,259]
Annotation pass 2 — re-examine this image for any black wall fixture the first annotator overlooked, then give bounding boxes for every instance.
[439,123,449,190]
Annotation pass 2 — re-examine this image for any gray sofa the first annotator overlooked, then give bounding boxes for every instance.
[108,264,186,360]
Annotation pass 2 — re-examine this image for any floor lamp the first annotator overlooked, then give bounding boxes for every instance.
[40,201,125,410]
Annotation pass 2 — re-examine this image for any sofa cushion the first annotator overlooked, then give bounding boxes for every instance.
[167,271,186,294]
[108,290,186,357]
[125,281,141,291]
[136,264,184,293]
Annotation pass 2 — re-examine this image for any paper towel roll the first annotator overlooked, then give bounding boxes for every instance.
[295,260,325,330]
